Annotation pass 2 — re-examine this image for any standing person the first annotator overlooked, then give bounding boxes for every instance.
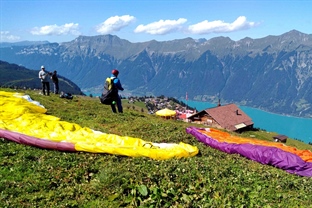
[51,70,59,94]
[38,65,50,96]
[110,69,124,113]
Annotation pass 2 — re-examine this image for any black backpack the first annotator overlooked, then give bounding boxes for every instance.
[100,77,117,105]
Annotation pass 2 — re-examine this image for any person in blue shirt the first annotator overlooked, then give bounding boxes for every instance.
[110,69,124,113]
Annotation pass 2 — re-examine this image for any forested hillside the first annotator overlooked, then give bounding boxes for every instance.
[0,61,84,95]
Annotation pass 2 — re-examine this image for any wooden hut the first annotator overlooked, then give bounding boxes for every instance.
[187,103,254,132]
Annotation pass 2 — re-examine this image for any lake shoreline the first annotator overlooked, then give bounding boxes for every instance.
[183,100,312,144]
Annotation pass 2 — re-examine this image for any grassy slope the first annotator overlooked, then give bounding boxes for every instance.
[1,88,312,208]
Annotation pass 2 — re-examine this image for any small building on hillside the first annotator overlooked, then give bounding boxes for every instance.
[273,134,288,143]
[187,103,254,132]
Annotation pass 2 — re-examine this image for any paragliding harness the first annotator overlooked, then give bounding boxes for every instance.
[100,77,118,105]
[60,92,73,100]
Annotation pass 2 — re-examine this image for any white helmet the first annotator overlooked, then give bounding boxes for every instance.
[41,65,45,69]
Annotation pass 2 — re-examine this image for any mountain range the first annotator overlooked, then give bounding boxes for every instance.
[1,30,312,117]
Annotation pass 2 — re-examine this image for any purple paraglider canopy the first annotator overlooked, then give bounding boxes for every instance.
[186,127,312,177]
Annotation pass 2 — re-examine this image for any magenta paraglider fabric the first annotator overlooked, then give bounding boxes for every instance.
[0,129,76,152]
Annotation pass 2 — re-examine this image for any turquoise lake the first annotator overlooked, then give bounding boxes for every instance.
[183,100,312,144]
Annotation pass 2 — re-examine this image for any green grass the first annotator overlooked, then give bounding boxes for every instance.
[1,88,312,207]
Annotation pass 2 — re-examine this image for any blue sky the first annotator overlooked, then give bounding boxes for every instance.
[1,0,312,43]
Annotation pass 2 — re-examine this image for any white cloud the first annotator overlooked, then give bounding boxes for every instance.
[0,31,21,41]
[134,18,187,35]
[96,15,136,34]
[187,16,257,34]
[31,23,80,36]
